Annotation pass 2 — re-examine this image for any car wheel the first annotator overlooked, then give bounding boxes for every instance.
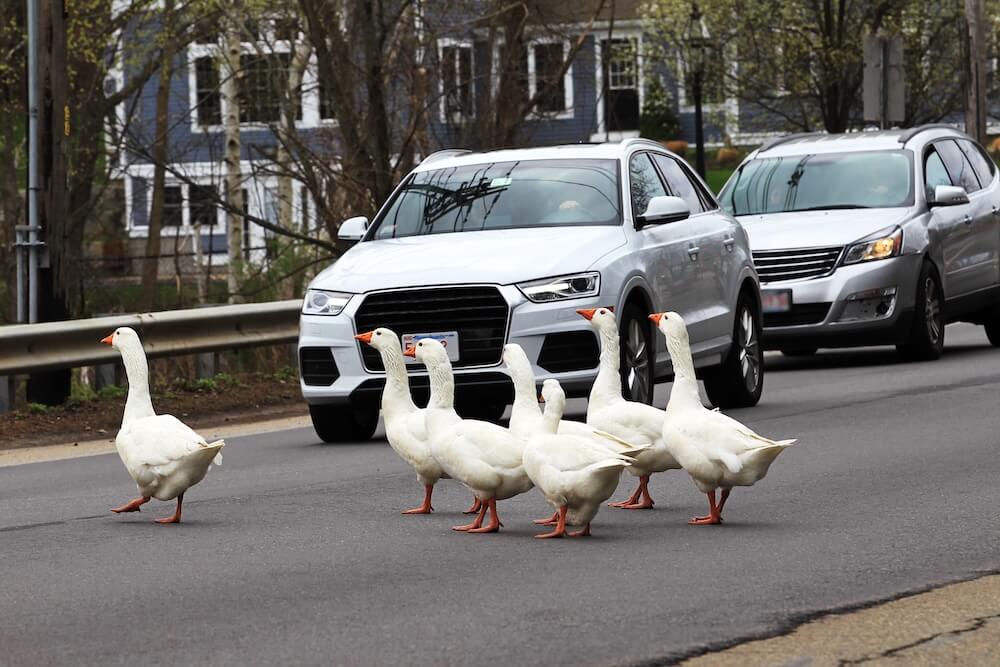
[456,401,507,424]
[703,293,764,409]
[897,262,944,361]
[619,301,655,404]
[309,404,379,443]
[781,348,817,357]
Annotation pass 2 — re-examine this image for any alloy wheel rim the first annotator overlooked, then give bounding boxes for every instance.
[624,318,650,402]
[925,277,941,344]
[738,306,761,393]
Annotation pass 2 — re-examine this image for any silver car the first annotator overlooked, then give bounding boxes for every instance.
[718,125,1000,359]
[299,139,761,442]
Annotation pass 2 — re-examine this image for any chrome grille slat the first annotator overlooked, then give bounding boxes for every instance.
[752,246,843,283]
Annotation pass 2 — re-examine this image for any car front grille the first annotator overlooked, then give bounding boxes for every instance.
[354,286,510,371]
[537,331,600,373]
[763,302,832,327]
[752,246,843,283]
[299,347,339,386]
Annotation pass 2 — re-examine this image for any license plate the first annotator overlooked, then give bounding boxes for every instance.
[761,289,792,313]
[402,331,460,363]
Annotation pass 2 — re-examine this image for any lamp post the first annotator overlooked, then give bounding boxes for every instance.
[685,2,708,178]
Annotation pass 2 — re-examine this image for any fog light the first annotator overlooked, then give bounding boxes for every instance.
[839,287,897,322]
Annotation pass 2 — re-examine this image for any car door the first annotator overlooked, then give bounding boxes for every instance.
[627,151,700,329]
[932,139,994,298]
[650,152,734,351]
[956,138,1000,289]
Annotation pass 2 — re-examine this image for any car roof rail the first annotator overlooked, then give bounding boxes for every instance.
[896,123,964,145]
[757,132,822,152]
[419,149,472,165]
[622,137,666,151]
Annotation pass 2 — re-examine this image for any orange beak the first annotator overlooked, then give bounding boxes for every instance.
[403,345,416,358]
[648,313,665,325]
[576,308,597,320]
[100,334,114,345]
[354,331,374,345]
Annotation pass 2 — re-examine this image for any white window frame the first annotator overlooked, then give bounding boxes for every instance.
[437,37,475,124]
[592,32,643,141]
[527,38,574,119]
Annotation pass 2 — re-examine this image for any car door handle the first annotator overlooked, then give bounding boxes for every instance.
[723,235,735,252]
[992,205,998,216]
[687,245,700,261]
[963,214,973,225]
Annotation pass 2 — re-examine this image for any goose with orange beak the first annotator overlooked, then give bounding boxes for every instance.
[407,337,533,533]
[650,312,795,525]
[577,307,681,509]
[101,327,224,524]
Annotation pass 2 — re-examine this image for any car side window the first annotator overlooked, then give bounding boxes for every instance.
[651,154,707,214]
[924,150,952,201]
[629,153,669,220]
[934,139,981,193]
[957,139,996,189]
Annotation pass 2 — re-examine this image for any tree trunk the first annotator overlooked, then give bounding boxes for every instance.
[222,16,244,303]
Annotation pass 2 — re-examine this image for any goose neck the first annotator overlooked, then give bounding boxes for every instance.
[664,334,702,408]
[509,369,542,425]
[379,347,416,414]
[426,360,455,410]
[541,401,562,434]
[119,344,156,425]
[591,327,622,402]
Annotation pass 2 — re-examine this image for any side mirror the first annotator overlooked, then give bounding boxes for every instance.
[337,216,369,241]
[637,195,691,228]
[929,185,969,207]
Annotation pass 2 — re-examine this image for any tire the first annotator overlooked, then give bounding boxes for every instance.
[897,262,944,361]
[981,308,1000,347]
[309,403,379,443]
[456,401,507,424]
[781,348,817,357]
[703,292,764,409]
[618,301,655,404]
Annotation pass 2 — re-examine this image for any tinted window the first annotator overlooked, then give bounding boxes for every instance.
[719,150,914,216]
[629,153,668,219]
[651,154,706,213]
[957,139,995,189]
[934,140,980,193]
[924,150,952,201]
[370,159,621,240]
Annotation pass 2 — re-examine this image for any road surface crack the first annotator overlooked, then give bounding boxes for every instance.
[837,612,1000,665]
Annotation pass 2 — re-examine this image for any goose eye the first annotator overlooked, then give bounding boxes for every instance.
[376,332,381,336]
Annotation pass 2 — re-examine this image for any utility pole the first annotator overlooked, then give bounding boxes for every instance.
[965,0,987,144]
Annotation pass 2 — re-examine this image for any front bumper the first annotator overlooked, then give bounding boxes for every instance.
[760,253,922,349]
[298,285,605,408]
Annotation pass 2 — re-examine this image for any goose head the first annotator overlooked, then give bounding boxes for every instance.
[100,326,142,352]
[576,306,617,335]
[540,378,566,410]
[354,327,401,352]
[502,343,532,379]
[406,337,450,368]
[649,311,690,348]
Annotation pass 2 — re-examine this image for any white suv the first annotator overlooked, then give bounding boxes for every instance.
[299,140,762,441]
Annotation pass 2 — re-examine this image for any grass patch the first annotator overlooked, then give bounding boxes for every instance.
[706,168,733,195]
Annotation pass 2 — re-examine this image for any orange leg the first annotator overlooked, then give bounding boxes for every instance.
[463,496,482,514]
[535,506,568,539]
[621,475,656,509]
[533,510,560,525]
[608,481,643,508]
[155,494,183,524]
[402,484,435,515]
[569,523,591,538]
[468,497,503,533]
[689,490,723,525]
[453,500,487,531]
[111,496,150,513]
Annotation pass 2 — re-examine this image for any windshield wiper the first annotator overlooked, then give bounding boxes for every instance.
[788,204,872,212]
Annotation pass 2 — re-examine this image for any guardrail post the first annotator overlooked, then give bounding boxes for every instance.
[0,376,11,414]
[196,352,216,379]
[94,363,117,391]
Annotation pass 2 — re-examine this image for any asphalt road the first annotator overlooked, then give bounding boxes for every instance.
[2,324,1000,666]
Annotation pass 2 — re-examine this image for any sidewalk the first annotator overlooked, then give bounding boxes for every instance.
[680,574,1000,666]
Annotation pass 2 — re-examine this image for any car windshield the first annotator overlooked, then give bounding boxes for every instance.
[369,159,621,240]
[719,149,914,216]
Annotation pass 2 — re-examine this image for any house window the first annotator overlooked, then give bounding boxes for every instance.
[239,53,300,124]
[194,56,221,126]
[530,42,571,114]
[162,186,184,226]
[189,184,217,227]
[602,38,639,132]
[440,42,473,120]
[318,66,336,120]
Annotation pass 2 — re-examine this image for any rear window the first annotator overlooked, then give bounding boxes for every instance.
[369,159,622,240]
[720,150,914,216]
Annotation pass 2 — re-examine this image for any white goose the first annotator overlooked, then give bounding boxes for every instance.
[579,307,681,509]
[523,379,646,538]
[652,312,795,525]
[102,327,224,524]
[407,337,533,533]
[355,328,445,514]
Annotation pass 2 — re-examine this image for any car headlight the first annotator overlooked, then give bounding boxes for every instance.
[842,227,902,265]
[301,289,353,316]
[517,272,600,303]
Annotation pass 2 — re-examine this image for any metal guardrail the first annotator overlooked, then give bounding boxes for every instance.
[0,300,302,375]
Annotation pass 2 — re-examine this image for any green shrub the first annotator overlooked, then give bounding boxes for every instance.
[640,77,682,142]
[97,385,127,400]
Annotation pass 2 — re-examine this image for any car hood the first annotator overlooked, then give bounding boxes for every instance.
[737,209,912,251]
[309,226,628,293]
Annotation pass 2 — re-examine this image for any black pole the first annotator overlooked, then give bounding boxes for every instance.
[693,69,706,178]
